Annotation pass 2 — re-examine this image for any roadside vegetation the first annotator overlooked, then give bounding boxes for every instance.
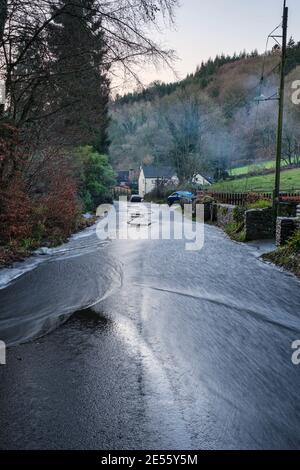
[263,230,300,277]
[222,200,272,242]
[76,146,116,212]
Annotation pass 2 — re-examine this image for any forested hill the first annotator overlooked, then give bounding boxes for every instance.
[116,49,261,105]
[109,40,300,181]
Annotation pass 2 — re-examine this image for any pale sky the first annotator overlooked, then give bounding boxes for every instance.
[120,0,300,91]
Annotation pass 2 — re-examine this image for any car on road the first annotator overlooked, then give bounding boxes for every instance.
[130,195,144,203]
[167,191,196,206]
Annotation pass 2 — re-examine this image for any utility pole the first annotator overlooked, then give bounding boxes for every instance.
[274,0,288,213]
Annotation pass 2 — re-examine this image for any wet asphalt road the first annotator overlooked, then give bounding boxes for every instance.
[0,203,300,450]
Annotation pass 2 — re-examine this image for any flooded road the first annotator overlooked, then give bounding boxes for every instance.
[0,203,300,449]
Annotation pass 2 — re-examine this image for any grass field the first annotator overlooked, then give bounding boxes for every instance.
[229,161,275,176]
[229,158,299,177]
[211,167,300,192]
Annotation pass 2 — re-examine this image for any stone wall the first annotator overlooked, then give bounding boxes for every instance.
[206,203,300,242]
[276,218,299,246]
[213,203,236,228]
[244,208,275,241]
[275,205,300,246]
[278,202,298,217]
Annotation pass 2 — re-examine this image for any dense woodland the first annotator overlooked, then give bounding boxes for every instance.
[0,0,177,263]
[109,39,300,182]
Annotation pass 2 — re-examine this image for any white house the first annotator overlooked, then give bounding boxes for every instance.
[192,173,211,186]
[138,165,178,197]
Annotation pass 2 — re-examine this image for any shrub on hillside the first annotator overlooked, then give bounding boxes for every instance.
[0,125,83,261]
[0,177,32,244]
[76,146,115,211]
[37,176,81,243]
[0,124,33,245]
[286,230,300,253]
[263,230,300,277]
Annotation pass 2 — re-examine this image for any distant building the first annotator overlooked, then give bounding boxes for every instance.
[138,165,178,197]
[116,169,136,187]
[192,173,211,186]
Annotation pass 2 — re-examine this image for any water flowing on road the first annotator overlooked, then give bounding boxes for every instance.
[0,202,300,449]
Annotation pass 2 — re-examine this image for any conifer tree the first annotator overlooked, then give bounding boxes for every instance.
[47,0,110,151]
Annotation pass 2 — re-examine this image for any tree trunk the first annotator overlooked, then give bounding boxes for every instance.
[0,0,7,44]
[0,0,7,117]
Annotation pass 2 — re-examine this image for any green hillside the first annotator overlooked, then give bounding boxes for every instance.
[211,168,300,192]
[229,157,300,177]
[229,161,275,176]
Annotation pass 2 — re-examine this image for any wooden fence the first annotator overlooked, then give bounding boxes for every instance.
[197,190,300,206]
[113,186,131,198]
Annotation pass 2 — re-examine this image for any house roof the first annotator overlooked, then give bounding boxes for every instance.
[117,170,129,181]
[193,173,212,183]
[142,165,176,179]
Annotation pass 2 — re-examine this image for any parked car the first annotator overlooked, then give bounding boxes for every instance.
[130,194,144,203]
[167,191,196,206]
